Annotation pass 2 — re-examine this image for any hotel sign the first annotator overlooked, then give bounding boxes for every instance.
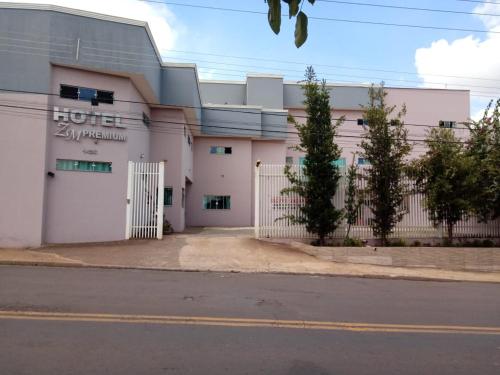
[53,107,127,142]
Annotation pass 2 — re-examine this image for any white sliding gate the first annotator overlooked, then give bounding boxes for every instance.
[125,161,164,240]
[255,164,500,240]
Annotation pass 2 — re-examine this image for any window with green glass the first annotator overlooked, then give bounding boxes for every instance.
[333,158,346,167]
[299,157,305,166]
[203,195,231,210]
[358,157,370,165]
[210,146,232,155]
[164,187,173,206]
[56,159,112,173]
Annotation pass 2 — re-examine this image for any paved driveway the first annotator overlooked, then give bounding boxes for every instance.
[0,227,499,283]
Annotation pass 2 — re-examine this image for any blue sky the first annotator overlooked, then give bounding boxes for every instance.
[167,0,487,81]
[3,0,500,117]
[164,0,500,118]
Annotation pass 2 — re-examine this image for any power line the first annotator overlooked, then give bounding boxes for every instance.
[316,0,500,17]
[163,49,500,83]
[2,31,500,95]
[0,101,472,145]
[0,43,498,99]
[0,87,474,130]
[163,56,500,92]
[135,0,500,35]
[455,0,500,5]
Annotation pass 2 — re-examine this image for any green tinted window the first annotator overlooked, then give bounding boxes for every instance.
[164,187,173,206]
[333,158,346,167]
[56,159,112,173]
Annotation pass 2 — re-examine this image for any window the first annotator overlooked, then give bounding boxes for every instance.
[358,157,370,165]
[59,85,78,100]
[203,195,231,210]
[285,156,293,165]
[299,157,305,166]
[56,159,112,173]
[210,146,232,155]
[60,84,114,104]
[439,120,456,129]
[164,187,173,206]
[333,158,346,167]
[357,119,368,126]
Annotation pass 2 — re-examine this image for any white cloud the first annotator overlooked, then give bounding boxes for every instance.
[0,0,179,51]
[414,2,500,119]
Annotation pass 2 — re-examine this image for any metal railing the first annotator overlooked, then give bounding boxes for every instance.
[255,164,500,240]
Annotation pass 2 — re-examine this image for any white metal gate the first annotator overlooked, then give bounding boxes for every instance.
[125,161,164,239]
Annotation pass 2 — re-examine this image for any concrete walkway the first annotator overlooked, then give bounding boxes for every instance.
[1,228,499,283]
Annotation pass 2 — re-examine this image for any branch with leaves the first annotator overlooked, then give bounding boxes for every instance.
[465,98,500,222]
[265,0,316,47]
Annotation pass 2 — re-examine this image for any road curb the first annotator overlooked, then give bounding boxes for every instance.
[2,260,500,283]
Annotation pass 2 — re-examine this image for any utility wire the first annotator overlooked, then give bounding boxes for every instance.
[455,0,500,5]
[163,48,500,83]
[0,44,498,99]
[135,0,500,35]
[2,30,500,88]
[0,102,473,145]
[0,87,474,130]
[317,0,500,17]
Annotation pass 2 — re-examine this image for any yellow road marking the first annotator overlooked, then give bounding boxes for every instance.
[1,310,499,335]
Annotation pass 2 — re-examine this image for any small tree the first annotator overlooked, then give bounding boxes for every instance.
[417,128,475,242]
[360,84,411,245]
[466,99,500,222]
[344,156,361,241]
[282,66,344,246]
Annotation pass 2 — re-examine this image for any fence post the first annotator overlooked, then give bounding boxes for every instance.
[254,162,260,239]
[125,161,134,240]
[157,162,165,240]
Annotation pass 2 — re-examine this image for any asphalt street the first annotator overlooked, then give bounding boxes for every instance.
[0,265,499,374]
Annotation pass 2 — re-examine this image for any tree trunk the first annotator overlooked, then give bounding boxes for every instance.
[381,233,387,247]
[447,222,454,243]
[318,235,325,247]
[345,223,352,240]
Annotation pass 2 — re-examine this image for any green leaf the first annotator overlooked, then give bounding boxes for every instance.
[294,11,308,48]
[286,0,300,18]
[267,0,281,35]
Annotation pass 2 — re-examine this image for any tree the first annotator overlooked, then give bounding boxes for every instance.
[265,0,316,48]
[415,128,475,242]
[359,84,411,245]
[282,66,344,245]
[466,99,500,222]
[344,155,361,241]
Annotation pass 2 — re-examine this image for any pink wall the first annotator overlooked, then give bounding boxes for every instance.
[0,93,49,247]
[286,89,470,163]
[44,66,150,244]
[150,108,192,232]
[187,137,253,227]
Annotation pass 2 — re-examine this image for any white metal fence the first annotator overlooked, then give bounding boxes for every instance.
[126,161,164,240]
[255,164,500,240]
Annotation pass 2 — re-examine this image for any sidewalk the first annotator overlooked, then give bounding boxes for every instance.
[1,228,499,283]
